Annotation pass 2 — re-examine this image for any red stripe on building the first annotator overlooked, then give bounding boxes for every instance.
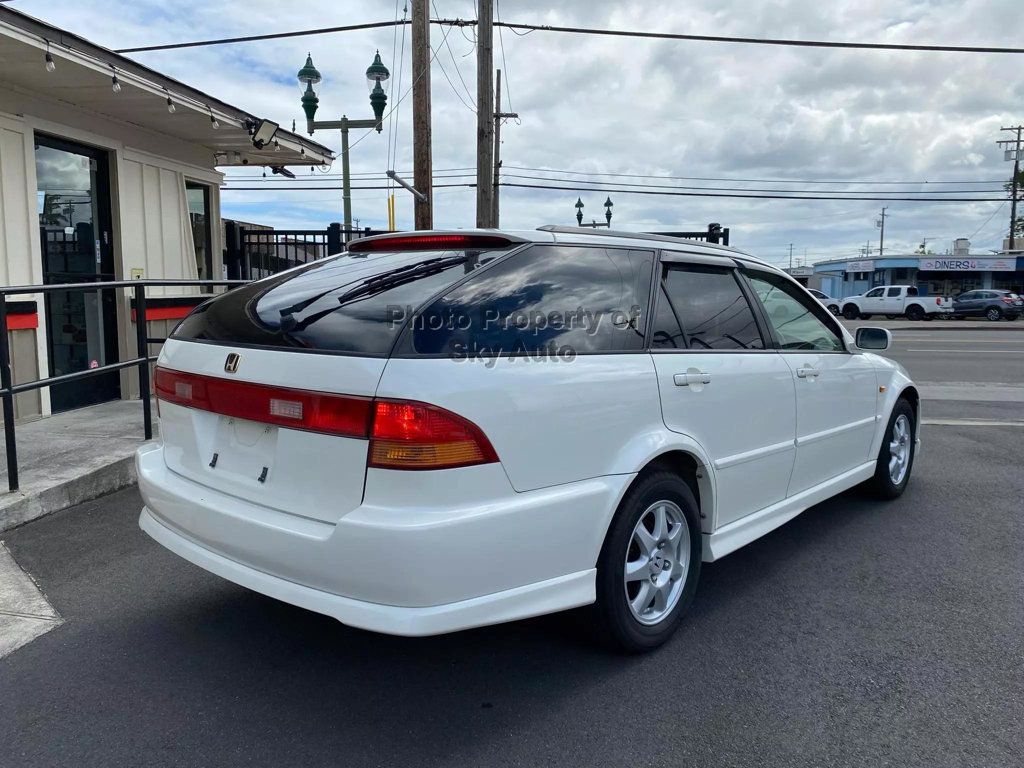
[5,313,38,331]
[131,306,194,323]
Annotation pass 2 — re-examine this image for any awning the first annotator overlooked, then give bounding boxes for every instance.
[0,7,333,167]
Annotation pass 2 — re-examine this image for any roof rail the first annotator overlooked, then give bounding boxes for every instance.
[536,225,739,253]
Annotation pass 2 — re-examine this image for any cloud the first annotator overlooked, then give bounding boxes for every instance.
[12,0,1023,261]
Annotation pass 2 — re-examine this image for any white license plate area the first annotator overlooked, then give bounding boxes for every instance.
[211,416,278,484]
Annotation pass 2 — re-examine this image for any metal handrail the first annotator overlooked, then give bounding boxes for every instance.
[0,278,248,492]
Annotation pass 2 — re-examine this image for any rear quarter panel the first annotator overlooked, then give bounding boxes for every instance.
[375,354,668,492]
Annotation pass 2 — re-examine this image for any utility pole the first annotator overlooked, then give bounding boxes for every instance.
[998,125,1024,251]
[788,243,794,270]
[492,69,518,227]
[476,0,495,227]
[876,207,888,257]
[411,0,433,229]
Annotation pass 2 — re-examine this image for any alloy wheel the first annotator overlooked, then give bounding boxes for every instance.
[888,414,912,485]
[623,500,690,625]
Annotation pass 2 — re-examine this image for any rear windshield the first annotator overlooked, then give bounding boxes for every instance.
[172,248,510,355]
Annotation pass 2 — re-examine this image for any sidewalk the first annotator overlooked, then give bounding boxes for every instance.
[0,399,155,532]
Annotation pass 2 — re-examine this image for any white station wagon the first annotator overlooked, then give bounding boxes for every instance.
[138,228,919,651]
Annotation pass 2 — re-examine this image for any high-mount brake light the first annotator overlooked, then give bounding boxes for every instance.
[369,399,499,470]
[347,233,515,253]
[154,367,371,438]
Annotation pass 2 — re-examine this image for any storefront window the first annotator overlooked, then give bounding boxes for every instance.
[186,182,213,285]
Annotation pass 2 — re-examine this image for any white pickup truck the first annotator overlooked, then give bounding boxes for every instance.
[841,285,952,321]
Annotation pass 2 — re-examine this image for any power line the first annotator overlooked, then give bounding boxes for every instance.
[502,165,1003,185]
[498,173,1005,194]
[114,18,1024,55]
[498,182,1008,202]
[115,21,407,53]
[222,182,476,191]
[492,21,1024,54]
[433,1,475,105]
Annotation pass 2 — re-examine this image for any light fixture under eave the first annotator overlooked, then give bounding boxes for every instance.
[111,73,121,93]
[273,139,281,152]
[44,50,55,72]
[166,96,176,114]
[248,118,279,149]
[210,113,220,130]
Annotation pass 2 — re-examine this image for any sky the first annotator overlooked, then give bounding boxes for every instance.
[8,0,1024,268]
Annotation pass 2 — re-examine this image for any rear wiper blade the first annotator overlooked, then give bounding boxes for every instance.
[335,254,470,308]
[278,255,470,333]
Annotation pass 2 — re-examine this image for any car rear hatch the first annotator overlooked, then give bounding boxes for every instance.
[156,235,521,524]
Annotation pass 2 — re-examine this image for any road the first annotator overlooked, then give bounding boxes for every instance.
[1,326,1022,767]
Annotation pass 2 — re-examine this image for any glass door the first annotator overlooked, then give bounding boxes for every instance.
[35,135,120,412]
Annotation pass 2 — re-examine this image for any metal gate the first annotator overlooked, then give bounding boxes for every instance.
[224,222,391,280]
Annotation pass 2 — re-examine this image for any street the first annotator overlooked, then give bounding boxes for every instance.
[1,327,1022,767]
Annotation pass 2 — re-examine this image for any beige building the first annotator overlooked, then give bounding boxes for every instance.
[0,7,331,420]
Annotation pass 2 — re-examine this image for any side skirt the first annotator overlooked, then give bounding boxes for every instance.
[701,461,876,562]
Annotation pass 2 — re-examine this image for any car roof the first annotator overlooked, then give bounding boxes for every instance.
[350,226,782,274]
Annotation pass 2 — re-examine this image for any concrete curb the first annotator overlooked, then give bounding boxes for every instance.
[0,456,137,533]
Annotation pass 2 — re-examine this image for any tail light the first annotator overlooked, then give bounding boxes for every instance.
[154,367,371,438]
[154,367,497,471]
[369,400,498,470]
[1001,296,1014,304]
[936,297,942,305]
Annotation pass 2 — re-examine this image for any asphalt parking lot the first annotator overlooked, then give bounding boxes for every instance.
[2,442,1022,765]
[2,325,1022,767]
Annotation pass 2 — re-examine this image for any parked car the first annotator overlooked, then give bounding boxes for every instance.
[841,285,952,321]
[807,288,840,315]
[137,228,919,652]
[951,289,1023,321]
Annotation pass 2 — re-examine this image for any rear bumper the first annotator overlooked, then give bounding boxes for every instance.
[140,507,594,636]
[137,443,627,636]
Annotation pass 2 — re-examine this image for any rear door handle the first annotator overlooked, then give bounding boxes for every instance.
[674,372,711,386]
[796,366,820,378]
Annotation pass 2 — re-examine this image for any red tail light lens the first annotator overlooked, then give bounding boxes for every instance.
[1001,296,1014,304]
[369,399,498,470]
[935,297,942,305]
[154,367,371,438]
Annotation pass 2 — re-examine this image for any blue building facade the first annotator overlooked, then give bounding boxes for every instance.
[813,255,1024,298]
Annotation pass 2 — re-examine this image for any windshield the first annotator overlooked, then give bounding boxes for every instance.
[172,249,508,355]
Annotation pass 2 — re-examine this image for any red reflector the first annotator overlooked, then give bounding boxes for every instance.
[154,367,370,438]
[369,399,498,470]
[347,233,515,253]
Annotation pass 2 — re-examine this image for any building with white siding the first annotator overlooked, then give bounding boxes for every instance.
[0,7,331,419]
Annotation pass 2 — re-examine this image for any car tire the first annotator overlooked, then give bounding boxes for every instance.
[867,398,916,499]
[842,305,860,320]
[986,307,1003,321]
[827,303,840,315]
[905,305,925,321]
[595,470,702,653]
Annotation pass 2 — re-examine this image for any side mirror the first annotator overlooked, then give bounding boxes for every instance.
[855,327,891,351]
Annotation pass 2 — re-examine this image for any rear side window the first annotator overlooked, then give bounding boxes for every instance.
[886,287,902,297]
[408,245,654,356]
[172,249,509,355]
[651,266,764,350]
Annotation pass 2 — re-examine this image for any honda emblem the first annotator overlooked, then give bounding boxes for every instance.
[224,353,241,373]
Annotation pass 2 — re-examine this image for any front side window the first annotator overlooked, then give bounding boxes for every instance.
[865,288,885,298]
[746,272,845,352]
[651,266,764,350]
[410,245,654,356]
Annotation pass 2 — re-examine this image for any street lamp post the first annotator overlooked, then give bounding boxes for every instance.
[574,197,614,228]
[298,52,390,233]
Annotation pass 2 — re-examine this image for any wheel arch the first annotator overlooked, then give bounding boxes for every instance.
[628,449,715,534]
